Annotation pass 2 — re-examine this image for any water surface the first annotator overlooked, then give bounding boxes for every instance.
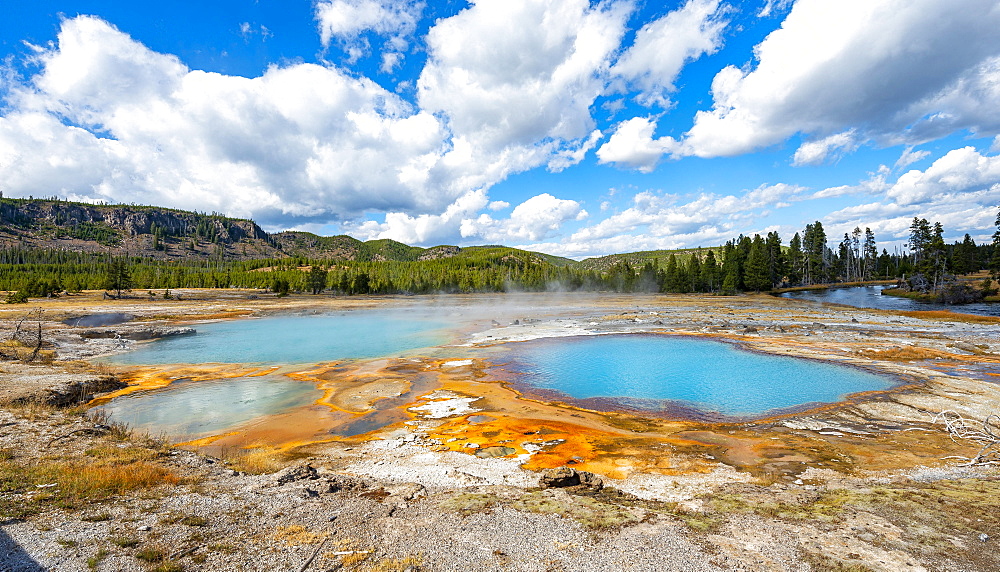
[110,312,448,365]
[780,286,1000,316]
[92,375,321,441]
[503,334,897,418]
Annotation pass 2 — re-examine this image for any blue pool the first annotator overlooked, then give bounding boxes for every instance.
[502,334,897,417]
[110,312,448,365]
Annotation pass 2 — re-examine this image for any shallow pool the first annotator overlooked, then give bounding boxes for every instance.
[110,312,448,365]
[92,375,321,441]
[502,334,897,418]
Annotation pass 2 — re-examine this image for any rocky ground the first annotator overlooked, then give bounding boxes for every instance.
[0,290,999,571]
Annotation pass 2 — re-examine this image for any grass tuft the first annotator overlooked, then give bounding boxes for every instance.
[110,536,140,548]
[86,548,109,570]
[220,445,285,475]
[273,524,328,546]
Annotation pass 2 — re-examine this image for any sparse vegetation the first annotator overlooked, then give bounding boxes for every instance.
[86,548,109,570]
[110,535,141,548]
[219,445,286,474]
[0,448,179,519]
[273,524,328,546]
[438,492,502,516]
[135,546,167,562]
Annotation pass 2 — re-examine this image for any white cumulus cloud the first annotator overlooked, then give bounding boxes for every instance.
[315,0,422,45]
[0,16,462,225]
[681,0,1000,159]
[612,0,729,107]
[418,0,631,157]
[462,193,587,242]
[887,146,1000,206]
[596,117,678,172]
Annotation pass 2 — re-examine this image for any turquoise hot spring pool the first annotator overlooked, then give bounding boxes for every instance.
[97,314,900,439]
[499,334,898,418]
[108,312,449,365]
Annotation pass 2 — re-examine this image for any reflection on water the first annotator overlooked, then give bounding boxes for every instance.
[503,334,897,418]
[780,286,1000,316]
[110,312,448,365]
[91,376,320,442]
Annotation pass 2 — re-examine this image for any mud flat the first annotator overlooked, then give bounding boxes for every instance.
[1,290,999,571]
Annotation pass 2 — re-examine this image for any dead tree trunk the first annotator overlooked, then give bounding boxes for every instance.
[934,410,1000,466]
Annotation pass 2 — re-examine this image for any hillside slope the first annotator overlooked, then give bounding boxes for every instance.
[0,198,576,266]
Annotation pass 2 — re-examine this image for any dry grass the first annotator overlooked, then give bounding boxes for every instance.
[273,524,328,546]
[0,340,56,363]
[220,445,286,474]
[801,550,875,572]
[354,555,423,571]
[2,399,68,420]
[857,346,954,361]
[898,309,1000,324]
[85,444,164,464]
[0,456,179,519]
[438,492,502,516]
[511,491,643,530]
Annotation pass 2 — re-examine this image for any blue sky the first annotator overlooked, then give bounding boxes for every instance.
[2,0,999,259]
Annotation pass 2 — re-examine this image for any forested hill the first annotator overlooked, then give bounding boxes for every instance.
[578,247,718,272]
[0,197,575,265]
[0,198,994,299]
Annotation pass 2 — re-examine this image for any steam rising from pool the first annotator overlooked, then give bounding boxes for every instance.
[110,312,448,365]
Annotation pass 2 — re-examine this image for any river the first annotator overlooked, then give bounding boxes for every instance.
[779,285,1000,317]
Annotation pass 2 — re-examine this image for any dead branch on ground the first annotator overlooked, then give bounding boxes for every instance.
[933,410,1000,466]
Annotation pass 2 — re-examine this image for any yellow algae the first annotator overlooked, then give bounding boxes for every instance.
[88,364,282,405]
[175,432,238,448]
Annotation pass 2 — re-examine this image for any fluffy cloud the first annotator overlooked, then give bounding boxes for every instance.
[346,191,585,245]
[417,0,630,157]
[791,130,859,166]
[612,0,729,106]
[596,117,678,172]
[0,12,631,233]
[0,16,459,225]
[570,183,803,244]
[757,0,793,18]
[682,0,1000,158]
[462,193,587,242]
[812,147,1000,244]
[887,147,1000,206]
[894,147,931,170]
[346,190,490,245]
[316,0,424,50]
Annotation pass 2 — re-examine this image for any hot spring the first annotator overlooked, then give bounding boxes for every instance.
[95,310,900,441]
[108,311,449,365]
[499,334,898,418]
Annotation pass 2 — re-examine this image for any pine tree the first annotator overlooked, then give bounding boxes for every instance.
[721,268,738,295]
[687,253,702,292]
[787,233,803,285]
[765,231,783,288]
[862,228,877,280]
[701,250,719,293]
[104,258,134,298]
[744,235,770,292]
[308,264,328,294]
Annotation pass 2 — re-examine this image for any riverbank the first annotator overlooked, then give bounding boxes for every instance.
[2,290,999,570]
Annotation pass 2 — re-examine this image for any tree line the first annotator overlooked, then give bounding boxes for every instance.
[1,215,998,301]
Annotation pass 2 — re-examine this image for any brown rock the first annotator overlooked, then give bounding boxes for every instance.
[539,467,581,488]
